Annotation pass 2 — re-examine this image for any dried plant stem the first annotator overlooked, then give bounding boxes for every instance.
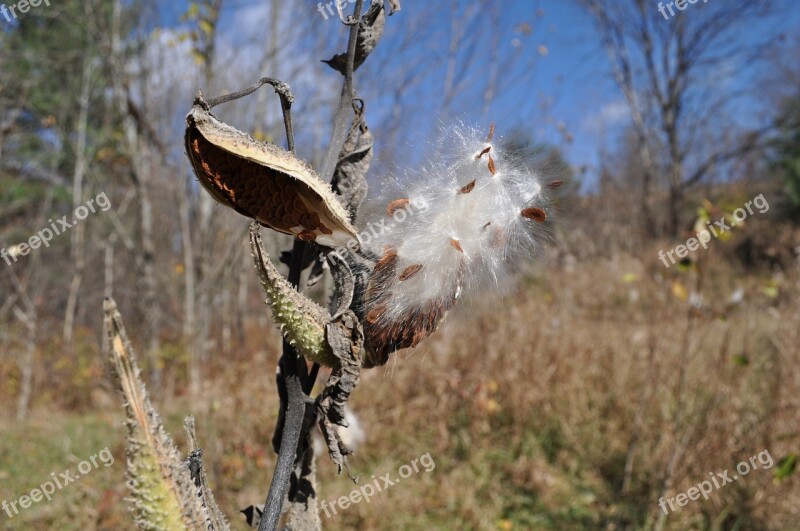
[259,5,363,527]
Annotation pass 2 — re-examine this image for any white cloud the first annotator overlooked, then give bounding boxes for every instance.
[582,100,630,133]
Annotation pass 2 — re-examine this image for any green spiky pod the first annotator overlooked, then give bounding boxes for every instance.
[249,223,337,367]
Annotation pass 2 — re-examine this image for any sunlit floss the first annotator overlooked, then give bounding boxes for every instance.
[362,123,561,366]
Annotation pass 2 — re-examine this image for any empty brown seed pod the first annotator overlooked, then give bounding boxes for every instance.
[185,97,359,248]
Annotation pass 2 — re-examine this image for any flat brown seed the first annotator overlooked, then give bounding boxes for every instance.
[521,207,547,222]
[374,247,398,273]
[297,230,318,241]
[387,198,410,217]
[545,180,564,190]
[399,264,423,281]
[450,239,464,253]
[487,122,495,143]
[487,155,497,176]
[366,306,385,324]
[458,180,476,194]
[476,146,491,159]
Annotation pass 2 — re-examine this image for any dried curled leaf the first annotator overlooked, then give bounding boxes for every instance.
[324,0,395,74]
[186,97,359,248]
[331,100,372,223]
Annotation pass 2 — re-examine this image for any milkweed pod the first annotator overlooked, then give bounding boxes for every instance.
[185,98,360,249]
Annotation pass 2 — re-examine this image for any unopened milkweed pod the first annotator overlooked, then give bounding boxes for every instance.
[185,89,359,248]
[362,123,560,367]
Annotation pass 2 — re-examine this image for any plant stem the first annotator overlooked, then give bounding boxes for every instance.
[259,3,364,528]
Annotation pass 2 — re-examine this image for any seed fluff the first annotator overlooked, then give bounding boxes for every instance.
[360,123,560,366]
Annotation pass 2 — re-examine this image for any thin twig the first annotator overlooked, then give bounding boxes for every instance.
[318,0,365,184]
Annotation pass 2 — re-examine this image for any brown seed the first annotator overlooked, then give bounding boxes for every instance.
[521,207,547,222]
[399,264,423,281]
[374,247,398,273]
[458,180,476,194]
[450,239,464,253]
[487,155,497,176]
[482,221,492,230]
[487,122,495,143]
[545,180,564,190]
[476,146,491,160]
[366,306,385,324]
[297,230,318,241]
[387,198,410,217]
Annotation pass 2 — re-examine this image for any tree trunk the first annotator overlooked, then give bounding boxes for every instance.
[63,52,94,350]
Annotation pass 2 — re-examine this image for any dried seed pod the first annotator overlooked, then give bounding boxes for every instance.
[185,98,359,248]
[363,271,463,368]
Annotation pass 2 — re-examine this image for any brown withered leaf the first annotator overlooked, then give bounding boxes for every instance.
[331,100,372,222]
[325,0,395,75]
[185,100,358,248]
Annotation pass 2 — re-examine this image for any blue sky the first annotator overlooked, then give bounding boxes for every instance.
[153,0,799,189]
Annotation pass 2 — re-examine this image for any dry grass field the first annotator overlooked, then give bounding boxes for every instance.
[2,189,798,530]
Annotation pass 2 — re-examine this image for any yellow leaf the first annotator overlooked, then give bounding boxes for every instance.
[671,281,688,302]
[199,19,214,37]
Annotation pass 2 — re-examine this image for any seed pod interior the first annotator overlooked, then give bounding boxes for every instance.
[185,104,359,248]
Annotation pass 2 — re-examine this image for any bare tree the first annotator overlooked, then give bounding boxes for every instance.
[578,0,787,236]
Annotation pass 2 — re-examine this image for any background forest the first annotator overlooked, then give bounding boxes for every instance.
[1,1,799,529]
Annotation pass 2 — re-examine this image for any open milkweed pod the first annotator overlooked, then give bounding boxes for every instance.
[363,246,464,368]
[185,92,360,248]
[360,123,555,367]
